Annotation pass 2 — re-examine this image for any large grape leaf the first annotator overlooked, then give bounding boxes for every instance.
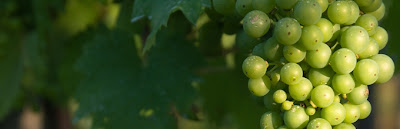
[74,13,203,129]
[131,0,211,53]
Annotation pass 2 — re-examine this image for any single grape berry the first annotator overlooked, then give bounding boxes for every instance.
[280,63,303,85]
[343,103,361,124]
[298,25,324,50]
[347,83,369,105]
[289,77,313,101]
[294,0,322,25]
[321,102,346,125]
[273,90,287,103]
[242,55,268,79]
[307,118,332,129]
[274,18,302,45]
[370,54,395,84]
[358,101,372,119]
[311,85,334,108]
[329,48,357,74]
[248,75,272,96]
[355,14,378,36]
[372,26,389,50]
[284,105,309,129]
[327,1,351,24]
[353,59,379,85]
[340,26,369,54]
[260,111,284,129]
[243,10,271,38]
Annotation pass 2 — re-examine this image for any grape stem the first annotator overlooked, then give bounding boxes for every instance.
[309,100,317,108]
[274,13,283,21]
[330,41,339,50]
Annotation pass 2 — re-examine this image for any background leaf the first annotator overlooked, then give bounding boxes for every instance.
[131,0,210,53]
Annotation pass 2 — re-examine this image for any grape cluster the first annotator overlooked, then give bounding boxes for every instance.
[212,0,394,128]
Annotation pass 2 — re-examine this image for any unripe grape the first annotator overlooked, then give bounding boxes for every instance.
[260,111,284,129]
[243,10,271,38]
[242,56,268,79]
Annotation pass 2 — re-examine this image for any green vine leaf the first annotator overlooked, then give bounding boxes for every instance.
[131,0,210,53]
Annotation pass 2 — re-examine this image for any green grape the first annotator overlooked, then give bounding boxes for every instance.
[280,63,303,85]
[283,43,306,63]
[329,48,357,74]
[354,0,373,7]
[311,85,334,108]
[252,43,265,59]
[264,90,281,111]
[289,77,313,101]
[355,14,378,36]
[260,111,284,129]
[372,26,388,50]
[236,30,262,53]
[367,3,385,21]
[282,100,294,110]
[327,1,351,24]
[347,83,368,105]
[243,10,271,38]
[242,55,268,79]
[253,0,276,14]
[294,0,322,25]
[329,23,341,42]
[334,95,341,103]
[340,26,369,54]
[315,18,333,42]
[270,69,281,85]
[308,67,334,87]
[344,1,360,25]
[248,75,272,96]
[358,38,379,59]
[360,0,382,13]
[306,43,332,68]
[299,25,324,50]
[343,103,360,123]
[353,59,379,85]
[275,0,298,9]
[213,0,236,16]
[236,0,254,17]
[333,123,356,129]
[316,0,328,12]
[332,74,355,94]
[307,118,332,129]
[274,18,302,45]
[321,102,346,125]
[263,37,284,61]
[370,54,395,84]
[306,107,316,116]
[273,89,287,103]
[358,100,372,119]
[284,105,309,129]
